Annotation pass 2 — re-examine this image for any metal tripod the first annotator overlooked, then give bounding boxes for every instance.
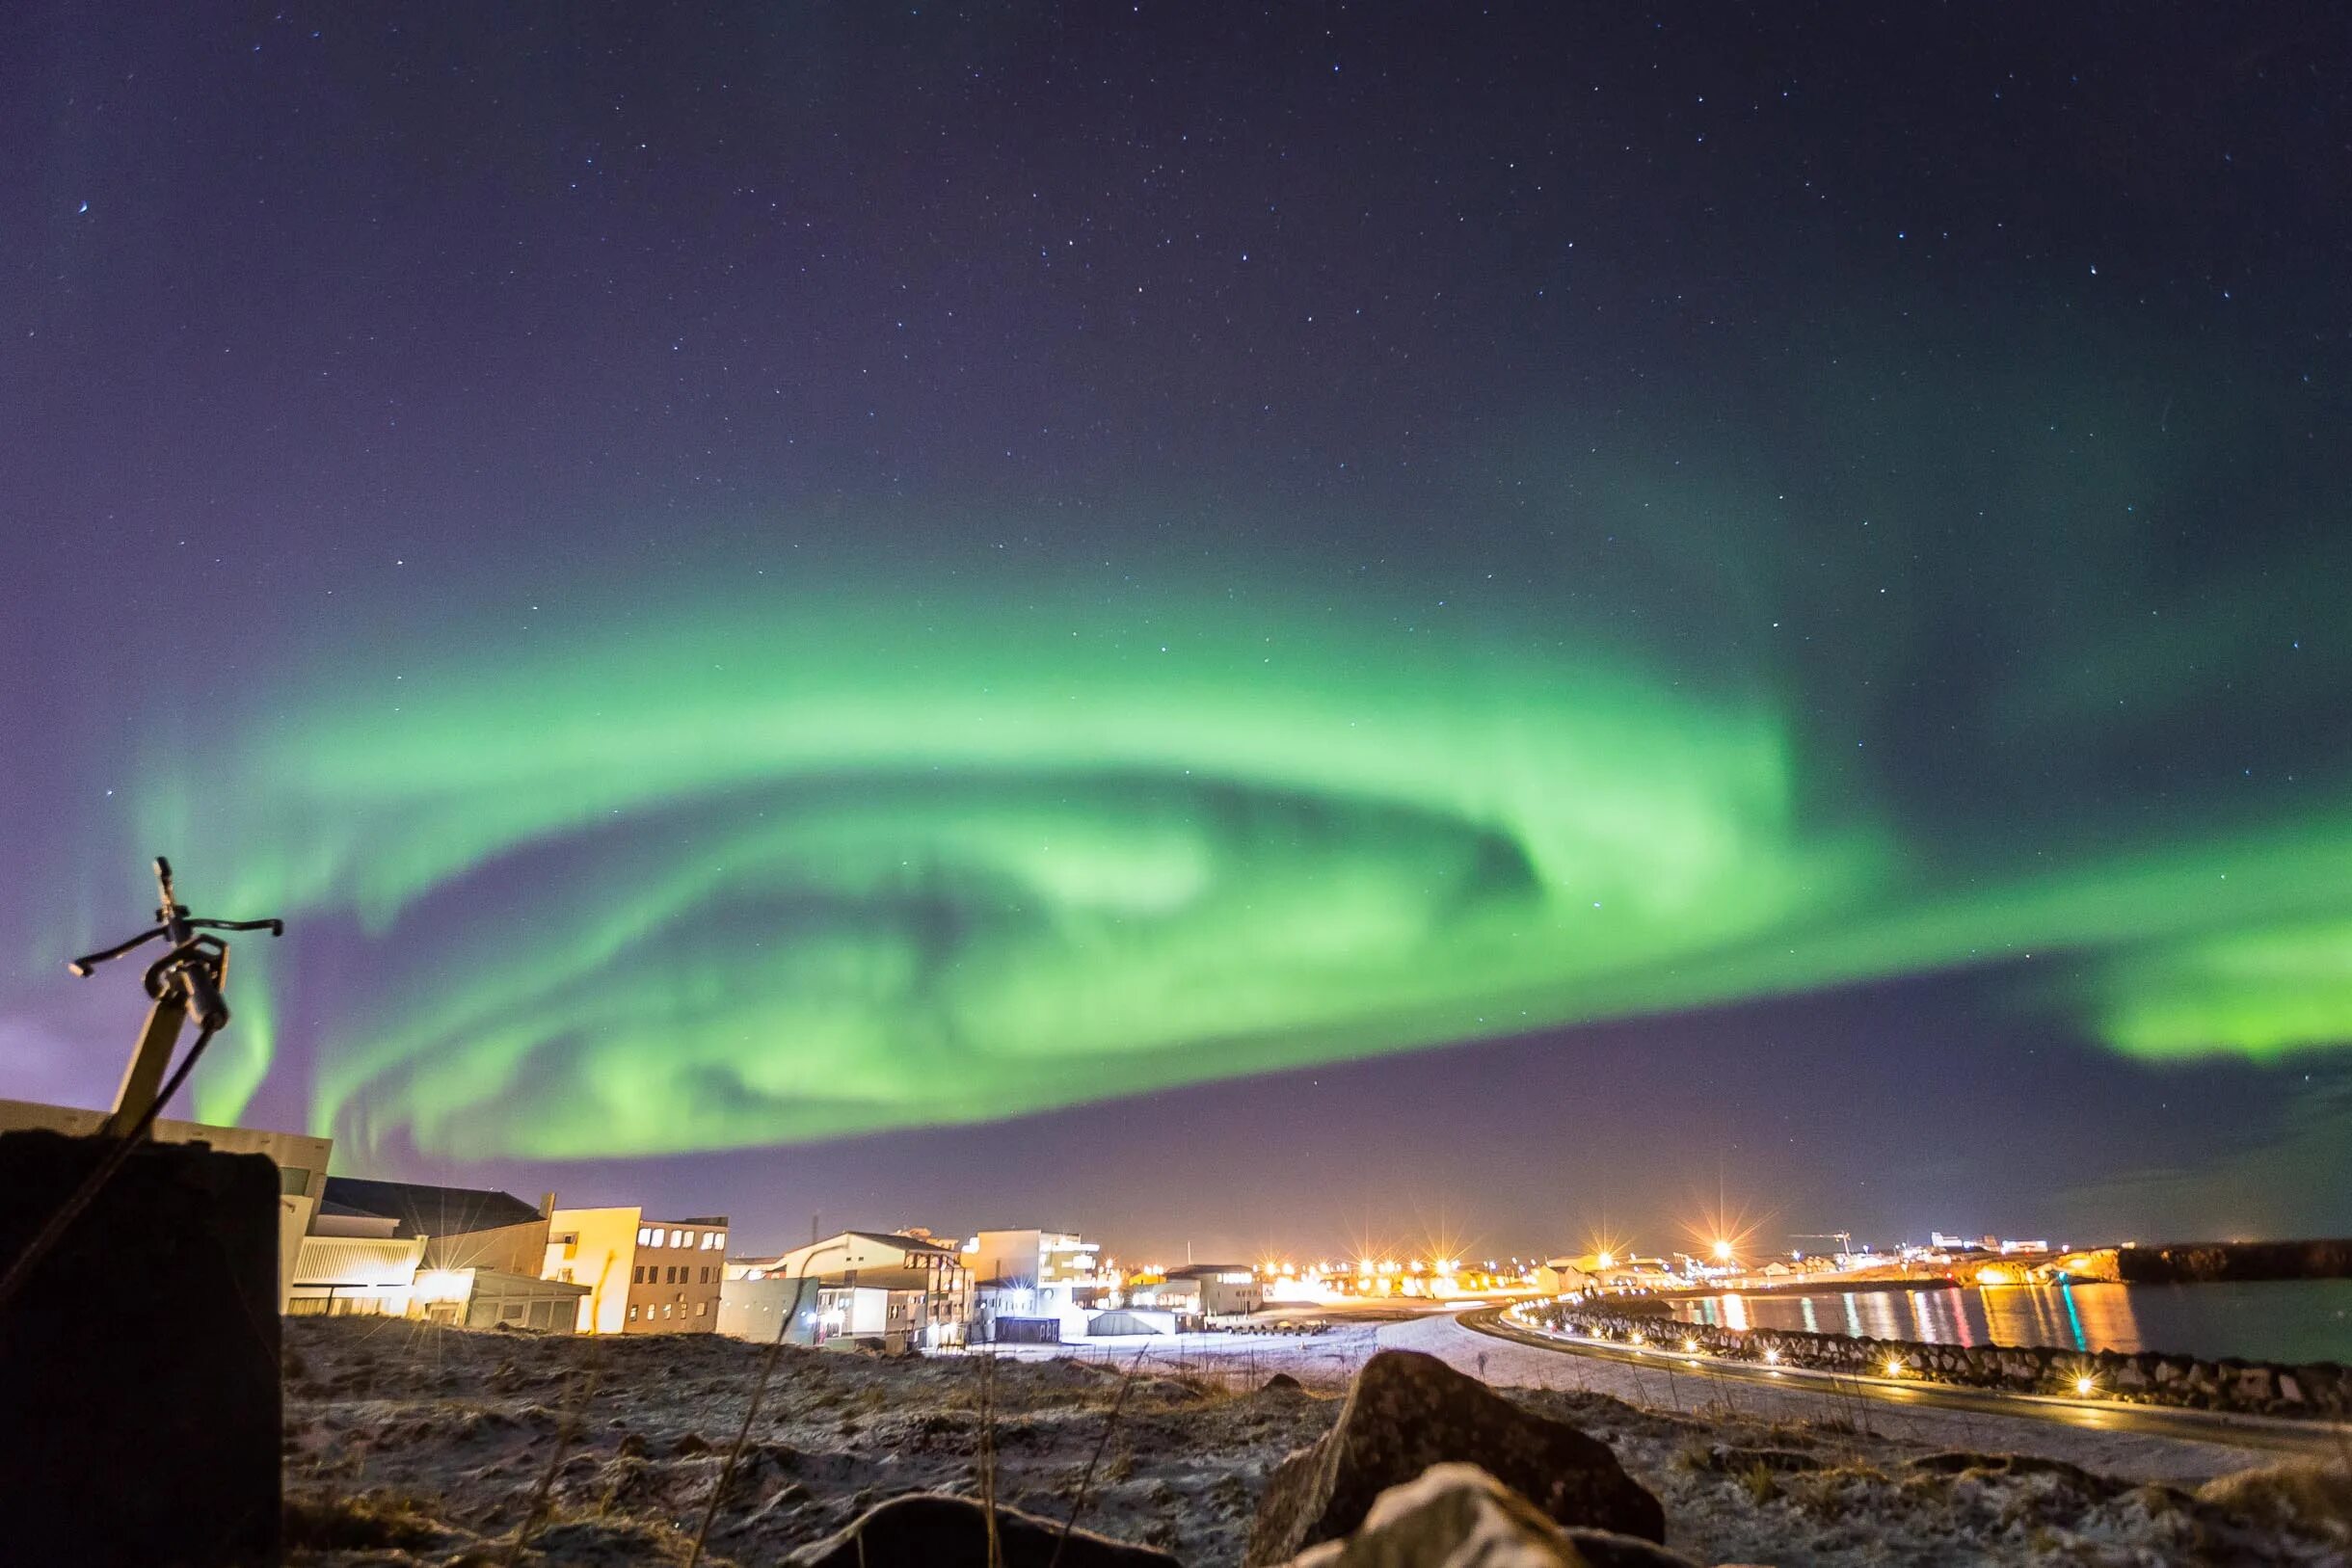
[67,857,283,1137]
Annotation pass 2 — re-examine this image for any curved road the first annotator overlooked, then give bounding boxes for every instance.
[1369,1308,2345,1484]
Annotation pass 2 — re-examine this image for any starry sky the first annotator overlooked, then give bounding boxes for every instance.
[4,3,2349,1261]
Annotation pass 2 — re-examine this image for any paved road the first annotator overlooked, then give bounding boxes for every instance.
[1376,1309,2343,1484]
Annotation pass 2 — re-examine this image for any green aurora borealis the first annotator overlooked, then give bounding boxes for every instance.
[12,1,2350,1217]
[117,526,2352,1160]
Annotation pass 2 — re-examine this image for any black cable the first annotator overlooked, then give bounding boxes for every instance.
[0,1023,221,1319]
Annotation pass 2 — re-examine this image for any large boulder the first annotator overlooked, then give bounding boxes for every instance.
[2197,1459,2352,1539]
[1283,1464,1696,1568]
[781,1491,1181,1567]
[1244,1350,1664,1565]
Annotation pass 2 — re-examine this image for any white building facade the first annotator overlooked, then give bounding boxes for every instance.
[964,1228,1106,1341]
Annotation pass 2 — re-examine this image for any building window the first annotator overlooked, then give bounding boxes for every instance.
[697,1301,708,1316]
[635,1226,651,1246]
[631,1265,643,1284]
[628,1305,638,1321]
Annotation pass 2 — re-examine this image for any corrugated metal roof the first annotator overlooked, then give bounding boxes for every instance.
[294,1235,423,1288]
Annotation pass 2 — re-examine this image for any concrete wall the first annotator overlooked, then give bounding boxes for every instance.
[547,1205,642,1333]
[717,1271,820,1344]
[419,1216,548,1278]
[0,1129,281,1563]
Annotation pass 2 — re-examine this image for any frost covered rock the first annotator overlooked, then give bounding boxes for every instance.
[1905,1449,2123,1498]
[1282,1463,1695,1568]
[1243,1349,1665,1565]
[781,1491,1182,1567]
[2197,1459,2352,1544]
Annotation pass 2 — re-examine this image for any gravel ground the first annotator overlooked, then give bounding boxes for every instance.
[282,1316,2352,1565]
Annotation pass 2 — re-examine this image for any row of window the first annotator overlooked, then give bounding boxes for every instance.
[633,1263,715,1286]
[627,1300,708,1321]
[636,1225,725,1251]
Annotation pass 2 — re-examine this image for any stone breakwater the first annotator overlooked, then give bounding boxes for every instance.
[1512,1301,2352,1421]
[2113,1237,2352,1285]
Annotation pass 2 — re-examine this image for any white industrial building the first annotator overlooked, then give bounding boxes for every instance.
[963,1227,1108,1342]
[720,1230,972,1350]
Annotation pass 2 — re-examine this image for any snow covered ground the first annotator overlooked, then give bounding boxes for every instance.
[961,1322,1390,1394]
[281,1313,2352,1565]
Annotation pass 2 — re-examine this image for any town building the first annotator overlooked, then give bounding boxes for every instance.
[320,1177,586,1332]
[0,1096,331,1312]
[720,1230,972,1350]
[1128,1262,1262,1325]
[543,1207,729,1333]
[290,1198,425,1316]
[1534,1257,1595,1296]
[963,1228,1108,1342]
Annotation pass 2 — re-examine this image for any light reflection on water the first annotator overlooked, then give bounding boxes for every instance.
[1670,1279,2352,1362]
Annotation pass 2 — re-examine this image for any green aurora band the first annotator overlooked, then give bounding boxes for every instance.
[120,565,2352,1159]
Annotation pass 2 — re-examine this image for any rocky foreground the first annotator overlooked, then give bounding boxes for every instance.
[284,1318,2352,1565]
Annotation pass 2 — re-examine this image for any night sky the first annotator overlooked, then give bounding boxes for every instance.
[5,4,2349,1262]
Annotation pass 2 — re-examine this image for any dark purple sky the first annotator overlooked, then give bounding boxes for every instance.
[4,3,2348,1262]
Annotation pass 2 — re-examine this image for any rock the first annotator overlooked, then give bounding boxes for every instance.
[781,1492,1182,1567]
[1283,1464,1697,1568]
[1904,1451,2121,1498]
[1263,1372,1305,1394]
[1702,1446,1823,1475]
[1555,1531,1697,1568]
[2197,1459,2352,1535]
[1244,1349,1664,1565]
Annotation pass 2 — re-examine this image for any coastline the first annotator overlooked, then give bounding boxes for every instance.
[1515,1298,2352,1422]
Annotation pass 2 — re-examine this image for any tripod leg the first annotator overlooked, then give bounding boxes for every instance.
[99,994,188,1139]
